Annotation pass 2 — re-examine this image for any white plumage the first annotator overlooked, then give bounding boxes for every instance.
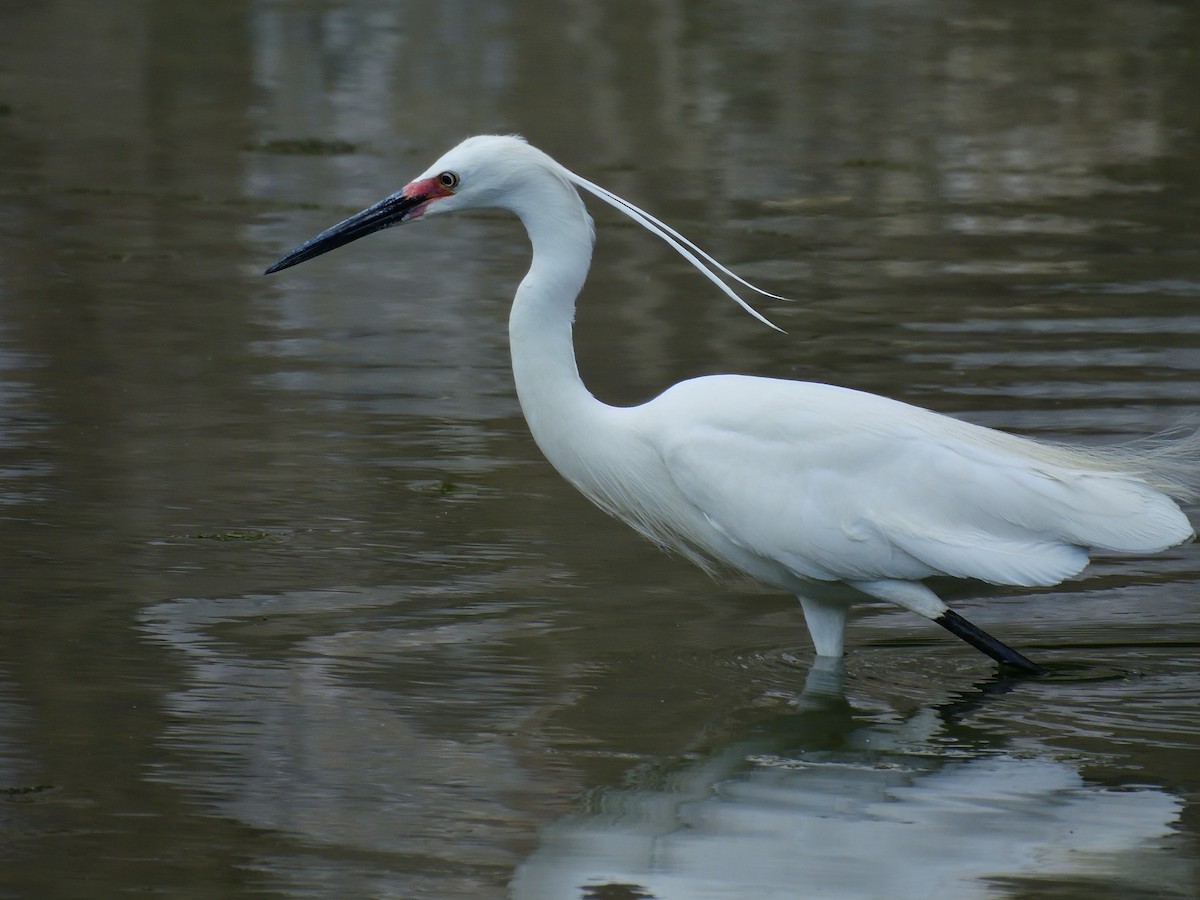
[267,134,1197,674]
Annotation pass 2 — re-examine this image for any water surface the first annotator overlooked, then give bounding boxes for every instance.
[1,2,1198,897]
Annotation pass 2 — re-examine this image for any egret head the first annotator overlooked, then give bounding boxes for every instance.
[263,135,552,275]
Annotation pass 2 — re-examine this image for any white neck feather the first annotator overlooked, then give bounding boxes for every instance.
[507,171,607,481]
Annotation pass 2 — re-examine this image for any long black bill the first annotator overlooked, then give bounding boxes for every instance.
[264,190,426,275]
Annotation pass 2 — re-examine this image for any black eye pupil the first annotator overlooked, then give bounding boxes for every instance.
[440,172,458,188]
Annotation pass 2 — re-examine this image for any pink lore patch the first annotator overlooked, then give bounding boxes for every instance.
[402,176,454,219]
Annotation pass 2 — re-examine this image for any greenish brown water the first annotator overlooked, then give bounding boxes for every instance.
[1,2,1198,897]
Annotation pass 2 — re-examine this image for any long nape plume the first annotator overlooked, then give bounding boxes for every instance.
[561,167,788,332]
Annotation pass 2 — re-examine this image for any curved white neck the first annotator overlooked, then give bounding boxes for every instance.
[507,179,606,467]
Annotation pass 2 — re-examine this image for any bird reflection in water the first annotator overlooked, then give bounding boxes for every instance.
[510,659,1186,899]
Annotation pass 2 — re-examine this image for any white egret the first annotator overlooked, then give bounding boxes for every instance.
[266,135,1197,675]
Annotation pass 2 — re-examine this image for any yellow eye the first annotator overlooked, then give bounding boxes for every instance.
[437,171,460,190]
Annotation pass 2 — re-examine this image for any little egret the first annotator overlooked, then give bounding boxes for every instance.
[266,135,1197,675]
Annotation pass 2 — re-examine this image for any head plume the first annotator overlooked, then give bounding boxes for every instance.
[451,135,788,330]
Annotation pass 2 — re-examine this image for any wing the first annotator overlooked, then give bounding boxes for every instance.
[641,376,1191,588]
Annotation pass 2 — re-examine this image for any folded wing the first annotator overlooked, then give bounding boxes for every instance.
[649,377,1193,588]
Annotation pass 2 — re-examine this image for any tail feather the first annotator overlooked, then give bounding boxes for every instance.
[1080,423,1200,503]
[995,423,1199,552]
[1054,474,1194,553]
[1052,423,1198,552]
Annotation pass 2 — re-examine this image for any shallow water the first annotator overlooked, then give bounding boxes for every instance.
[1,1,1199,897]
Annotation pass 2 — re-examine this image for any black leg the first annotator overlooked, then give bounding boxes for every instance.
[935,609,1047,676]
